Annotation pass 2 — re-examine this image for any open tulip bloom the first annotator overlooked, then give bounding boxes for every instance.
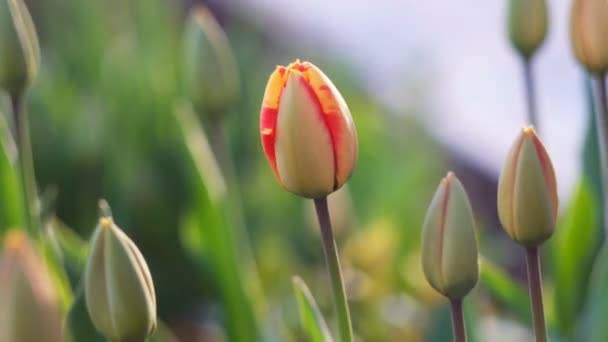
[259,60,357,342]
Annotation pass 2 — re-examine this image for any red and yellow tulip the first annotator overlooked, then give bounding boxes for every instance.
[260,60,358,198]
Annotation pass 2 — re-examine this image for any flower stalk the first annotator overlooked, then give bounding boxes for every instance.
[525,247,547,342]
[314,197,353,342]
[593,73,608,233]
[450,299,467,342]
[522,58,539,130]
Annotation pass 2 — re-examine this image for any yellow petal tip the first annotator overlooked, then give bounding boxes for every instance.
[4,230,26,252]
[523,126,536,137]
[99,217,113,230]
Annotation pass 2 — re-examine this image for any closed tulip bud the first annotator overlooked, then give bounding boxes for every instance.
[570,0,608,73]
[0,0,40,97]
[183,5,239,119]
[0,231,63,342]
[498,127,558,247]
[421,172,479,300]
[260,60,358,198]
[508,0,548,58]
[84,215,157,342]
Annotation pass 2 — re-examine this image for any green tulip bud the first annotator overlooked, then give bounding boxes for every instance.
[497,127,558,247]
[570,0,608,73]
[0,230,63,342]
[182,5,239,119]
[84,215,157,342]
[421,172,479,300]
[0,0,40,97]
[508,0,548,58]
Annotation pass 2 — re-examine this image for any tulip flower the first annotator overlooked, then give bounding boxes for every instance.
[260,60,358,199]
[182,5,239,120]
[507,0,548,129]
[497,126,558,247]
[570,0,608,73]
[260,60,357,341]
[421,172,478,342]
[498,126,557,342]
[508,0,548,59]
[0,231,63,342]
[421,172,479,300]
[84,213,157,342]
[0,0,39,97]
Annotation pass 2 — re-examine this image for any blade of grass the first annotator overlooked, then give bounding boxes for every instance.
[0,111,26,231]
[479,257,531,324]
[293,276,334,342]
[174,102,259,341]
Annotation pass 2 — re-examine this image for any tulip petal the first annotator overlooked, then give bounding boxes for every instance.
[440,175,479,299]
[260,66,288,183]
[513,137,556,245]
[571,0,608,72]
[421,173,478,299]
[497,132,526,241]
[275,71,335,197]
[300,63,358,189]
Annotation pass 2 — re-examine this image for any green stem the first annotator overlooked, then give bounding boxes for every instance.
[10,94,39,235]
[313,197,353,342]
[525,247,547,342]
[593,73,608,233]
[522,57,539,130]
[449,299,467,342]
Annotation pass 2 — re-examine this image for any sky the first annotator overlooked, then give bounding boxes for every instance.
[232,0,586,201]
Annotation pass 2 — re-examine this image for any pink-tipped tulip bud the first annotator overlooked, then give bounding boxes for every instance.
[260,60,358,198]
[497,127,558,247]
[84,215,157,342]
[421,172,479,300]
[0,231,63,342]
[570,0,608,73]
[0,0,40,97]
[508,0,548,58]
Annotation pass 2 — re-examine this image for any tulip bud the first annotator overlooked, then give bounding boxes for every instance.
[260,60,358,198]
[0,0,40,96]
[0,230,63,342]
[570,0,608,73]
[421,172,479,300]
[508,0,548,58]
[84,215,157,341]
[497,127,558,247]
[182,5,239,119]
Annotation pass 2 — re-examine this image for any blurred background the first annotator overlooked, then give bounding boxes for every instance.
[2,0,606,341]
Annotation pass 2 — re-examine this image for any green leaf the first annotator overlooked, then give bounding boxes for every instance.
[550,179,602,338]
[66,288,105,342]
[292,276,333,342]
[580,244,608,341]
[479,256,531,323]
[0,111,26,232]
[174,101,259,341]
[46,217,89,287]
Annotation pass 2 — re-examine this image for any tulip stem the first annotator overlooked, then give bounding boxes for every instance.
[450,299,467,342]
[525,247,547,342]
[10,94,39,235]
[314,197,353,342]
[593,74,608,234]
[522,58,539,130]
